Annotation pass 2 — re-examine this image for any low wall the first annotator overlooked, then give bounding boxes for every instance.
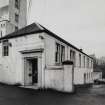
[93,72,102,80]
[74,68,93,85]
[45,63,74,93]
[45,66,64,91]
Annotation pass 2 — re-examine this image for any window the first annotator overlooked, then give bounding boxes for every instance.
[70,50,72,60]
[61,45,65,62]
[87,58,89,68]
[2,40,9,56]
[91,60,93,68]
[1,31,2,37]
[87,73,89,81]
[84,56,85,68]
[79,54,81,67]
[86,73,88,81]
[15,0,20,9]
[3,24,5,27]
[55,43,60,63]
[15,26,18,31]
[15,13,19,23]
[70,50,76,66]
[73,51,76,66]
[1,24,3,27]
[55,43,65,64]
[1,24,5,28]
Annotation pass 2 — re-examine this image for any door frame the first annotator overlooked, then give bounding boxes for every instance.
[25,57,38,85]
[22,52,42,87]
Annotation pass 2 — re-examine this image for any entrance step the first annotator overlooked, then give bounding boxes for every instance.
[20,85,39,90]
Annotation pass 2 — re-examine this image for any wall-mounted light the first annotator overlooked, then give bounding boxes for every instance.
[9,42,12,47]
[39,35,44,40]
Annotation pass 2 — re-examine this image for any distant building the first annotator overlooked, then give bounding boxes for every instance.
[0,23,94,92]
[0,0,27,37]
[90,54,103,80]
[97,57,105,65]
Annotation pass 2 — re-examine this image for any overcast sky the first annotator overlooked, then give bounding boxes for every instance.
[28,0,105,58]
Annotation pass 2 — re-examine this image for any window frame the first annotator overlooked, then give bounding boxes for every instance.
[2,40,9,56]
[79,54,81,67]
[87,57,89,68]
[55,43,60,64]
[15,13,19,23]
[61,45,65,62]
[15,26,18,31]
[15,0,20,9]
[91,60,93,68]
[1,31,2,37]
[55,42,65,64]
[84,56,85,68]
[70,50,76,66]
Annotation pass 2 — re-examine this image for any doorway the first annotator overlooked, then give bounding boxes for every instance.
[25,58,38,85]
[84,73,86,84]
[30,58,38,84]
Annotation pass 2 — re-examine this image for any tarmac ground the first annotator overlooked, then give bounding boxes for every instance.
[0,84,104,105]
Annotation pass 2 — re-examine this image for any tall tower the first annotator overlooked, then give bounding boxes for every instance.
[0,0,27,37]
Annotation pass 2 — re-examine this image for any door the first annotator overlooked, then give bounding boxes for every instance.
[84,73,86,84]
[31,58,38,84]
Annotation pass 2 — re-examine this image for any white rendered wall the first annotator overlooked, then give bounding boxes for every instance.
[45,68,64,91]
[0,33,44,85]
[0,31,94,86]
[45,64,74,92]
[44,32,93,85]
[44,33,68,66]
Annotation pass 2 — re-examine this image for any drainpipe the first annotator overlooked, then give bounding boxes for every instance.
[43,35,46,89]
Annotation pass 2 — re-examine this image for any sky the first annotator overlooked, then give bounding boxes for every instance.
[28,0,105,58]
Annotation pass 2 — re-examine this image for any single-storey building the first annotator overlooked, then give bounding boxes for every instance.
[0,23,94,92]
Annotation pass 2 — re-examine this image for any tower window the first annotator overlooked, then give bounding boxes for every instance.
[15,13,19,23]
[15,26,18,31]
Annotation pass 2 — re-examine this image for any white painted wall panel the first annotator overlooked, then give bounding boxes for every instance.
[45,69,64,91]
